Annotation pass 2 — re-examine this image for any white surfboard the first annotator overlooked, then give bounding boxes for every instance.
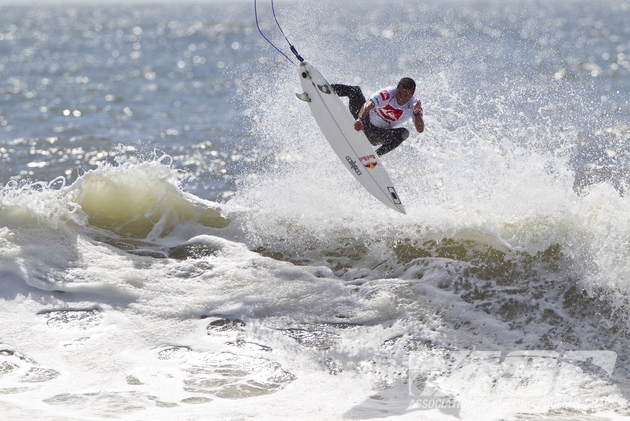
[296,60,406,214]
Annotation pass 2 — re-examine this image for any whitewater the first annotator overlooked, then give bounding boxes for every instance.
[1,0,630,419]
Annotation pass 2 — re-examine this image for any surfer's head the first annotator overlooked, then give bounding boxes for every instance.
[397,77,416,94]
[395,77,416,105]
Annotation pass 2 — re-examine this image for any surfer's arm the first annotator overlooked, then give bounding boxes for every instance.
[413,101,424,133]
[354,100,375,131]
[413,114,424,133]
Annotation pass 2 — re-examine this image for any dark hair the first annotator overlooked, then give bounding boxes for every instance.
[397,77,416,93]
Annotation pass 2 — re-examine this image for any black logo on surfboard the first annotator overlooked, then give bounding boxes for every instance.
[388,187,402,204]
[346,156,363,176]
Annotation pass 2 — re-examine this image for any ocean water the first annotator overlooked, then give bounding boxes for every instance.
[1,0,630,419]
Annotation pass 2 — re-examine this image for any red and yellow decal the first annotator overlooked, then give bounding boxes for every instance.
[360,154,378,169]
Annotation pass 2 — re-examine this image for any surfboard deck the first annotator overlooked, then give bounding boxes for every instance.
[296,60,406,214]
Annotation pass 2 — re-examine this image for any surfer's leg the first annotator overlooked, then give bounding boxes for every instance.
[374,128,410,156]
[362,121,388,146]
[331,84,366,119]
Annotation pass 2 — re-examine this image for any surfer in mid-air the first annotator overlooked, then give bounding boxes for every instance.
[332,78,424,156]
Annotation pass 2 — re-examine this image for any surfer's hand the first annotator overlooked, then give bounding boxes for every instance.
[413,101,423,115]
[354,118,364,131]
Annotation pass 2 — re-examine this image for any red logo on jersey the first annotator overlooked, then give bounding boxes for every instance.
[378,104,404,122]
[379,90,390,101]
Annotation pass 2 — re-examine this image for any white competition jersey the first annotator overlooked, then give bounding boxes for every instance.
[368,87,422,129]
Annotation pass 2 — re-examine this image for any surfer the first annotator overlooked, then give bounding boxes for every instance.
[332,78,424,156]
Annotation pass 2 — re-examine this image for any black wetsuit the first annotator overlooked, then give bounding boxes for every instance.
[332,84,410,156]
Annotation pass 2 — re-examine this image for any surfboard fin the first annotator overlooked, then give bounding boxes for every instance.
[317,84,332,94]
[295,92,311,102]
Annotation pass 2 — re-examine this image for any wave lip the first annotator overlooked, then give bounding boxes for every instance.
[70,160,230,240]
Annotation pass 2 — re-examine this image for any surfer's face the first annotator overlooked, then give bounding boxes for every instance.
[396,88,413,105]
